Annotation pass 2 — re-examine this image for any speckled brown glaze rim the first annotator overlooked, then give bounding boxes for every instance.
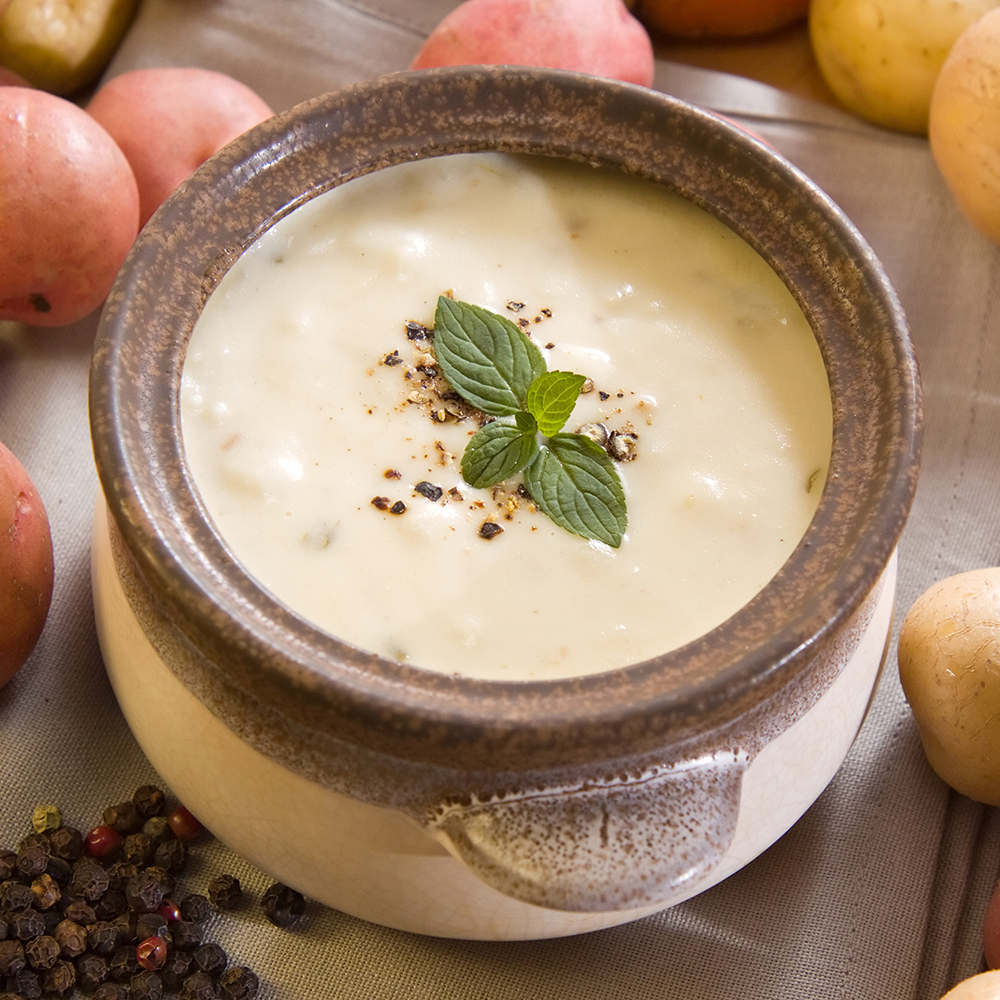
[90,66,922,773]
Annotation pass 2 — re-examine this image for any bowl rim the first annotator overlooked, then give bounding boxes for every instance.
[89,65,922,772]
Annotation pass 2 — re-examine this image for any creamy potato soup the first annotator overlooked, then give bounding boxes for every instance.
[180,153,832,681]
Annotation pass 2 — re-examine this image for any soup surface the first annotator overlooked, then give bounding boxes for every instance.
[180,153,832,681]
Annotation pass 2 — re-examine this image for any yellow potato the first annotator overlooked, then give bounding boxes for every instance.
[898,567,1000,805]
[940,970,1000,1000]
[0,0,139,95]
[929,7,1000,244]
[809,0,999,134]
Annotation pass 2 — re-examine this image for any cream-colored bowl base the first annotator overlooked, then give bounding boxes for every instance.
[91,497,894,940]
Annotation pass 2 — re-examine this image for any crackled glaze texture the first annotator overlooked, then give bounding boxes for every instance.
[89,67,921,935]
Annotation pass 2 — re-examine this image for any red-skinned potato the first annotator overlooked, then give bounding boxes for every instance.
[0,86,139,326]
[87,67,274,228]
[410,0,656,88]
[0,441,54,687]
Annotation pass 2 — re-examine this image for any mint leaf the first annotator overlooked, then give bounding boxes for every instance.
[461,412,540,489]
[523,434,627,548]
[525,371,587,437]
[433,296,546,416]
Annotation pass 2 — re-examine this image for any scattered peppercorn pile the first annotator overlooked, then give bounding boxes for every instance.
[0,785,306,999]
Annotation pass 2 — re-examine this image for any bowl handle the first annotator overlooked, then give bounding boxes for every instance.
[428,749,747,912]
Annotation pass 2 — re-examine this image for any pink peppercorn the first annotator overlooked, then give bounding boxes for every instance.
[137,935,168,971]
[84,824,122,858]
[166,806,204,842]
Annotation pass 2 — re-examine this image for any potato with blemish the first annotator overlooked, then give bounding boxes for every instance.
[898,567,1000,805]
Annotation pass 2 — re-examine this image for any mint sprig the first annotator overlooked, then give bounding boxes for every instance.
[433,296,628,548]
[462,411,539,487]
[434,296,547,415]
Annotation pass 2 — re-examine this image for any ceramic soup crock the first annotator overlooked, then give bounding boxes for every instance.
[89,66,922,940]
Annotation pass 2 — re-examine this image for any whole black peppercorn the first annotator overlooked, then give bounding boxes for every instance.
[179,894,211,924]
[43,855,72,886]
[103,802,143,836]
[108,943,140,983]
[23,933,59,971]
[132,786,167,820]
[261,882,305,928]
[70,858,110,902]
[10,907,45,941]
[154,838,188,874]
[87,920,123,956]
[192,942,227,978]
[0,915,6,941]
[53,918,87,959]
[7,967,41,1000]
[218,965,259,1000]
[143,866,175,897]
[30,873,60,911]
[111,910,137,945]
[131,968,165,1000]
[134,912,169,945]
[16,846,49,881]
[40,957,75,996]
[160,949,193,991]
[94,887,128,922]
[60,899,96,926]
[17,833,50,857]
[0,880,35,911]
[123,833,156,868]
[207,874,241,909]
[105,861,139,893]
[48,827,84,864]
[170,920,203,951]
[125,871,163,914]
[179,969,217,1000]
[0,851,17,882]
[92,981,130,1000]
[76,951,110,992]
[0,938,25,976]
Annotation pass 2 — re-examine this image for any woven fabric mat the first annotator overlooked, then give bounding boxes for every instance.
[3,2,1000,997]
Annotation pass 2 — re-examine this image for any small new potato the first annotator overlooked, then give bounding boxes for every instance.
[410,0,655,88]
[0,85,140,326]
[929,7,1000,245]
[0,440,54,687]
[87,67,274,227]
[0,0,139,95]
[939,970,1000,1000]
[898,567,1000,805]
[809,0,999,134]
